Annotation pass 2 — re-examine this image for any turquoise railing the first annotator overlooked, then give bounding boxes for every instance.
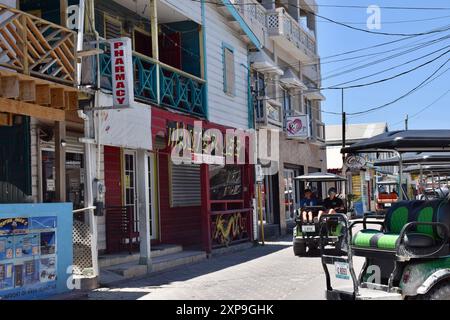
[99,51,206,117]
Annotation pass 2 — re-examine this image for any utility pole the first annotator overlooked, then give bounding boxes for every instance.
[405,114,409,131]
[342,89,346,165]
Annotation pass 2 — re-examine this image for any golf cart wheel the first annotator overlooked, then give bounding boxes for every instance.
[293,241,307,256]
[422,281,450,300]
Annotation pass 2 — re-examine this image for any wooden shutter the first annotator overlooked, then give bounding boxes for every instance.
[224,47,235,95]
[104,15,122,40]
[170,164,201,207]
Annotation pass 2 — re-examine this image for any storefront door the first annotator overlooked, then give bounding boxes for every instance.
[41,150,85,209]
[123,150,138,233]
[284,169,297,221]
[147,153,157,240]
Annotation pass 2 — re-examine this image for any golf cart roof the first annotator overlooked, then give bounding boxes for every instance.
[403,164,450,174]
[342,130,450,154]
[377,180,400,185]
[373,153,450,167]
[294,172,347,182]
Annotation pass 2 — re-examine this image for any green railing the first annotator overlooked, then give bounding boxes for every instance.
[100,51,206,117]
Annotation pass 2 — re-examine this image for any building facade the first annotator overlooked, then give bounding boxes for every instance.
[233,0,327,236]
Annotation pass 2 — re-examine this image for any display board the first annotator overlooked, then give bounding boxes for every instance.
[0,204,73,300]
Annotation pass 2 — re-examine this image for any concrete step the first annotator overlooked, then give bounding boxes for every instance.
[99,250,207,286]
[151,250,207,273]
[98,244,183,268]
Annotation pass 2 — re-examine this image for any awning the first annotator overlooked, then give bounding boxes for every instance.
[342,130,450,154]
[304,89,326,101]
[295,172,347,182]
[250,51,284,75]
[280,69,307,90]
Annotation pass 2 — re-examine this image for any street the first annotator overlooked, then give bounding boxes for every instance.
[88,237,330,300]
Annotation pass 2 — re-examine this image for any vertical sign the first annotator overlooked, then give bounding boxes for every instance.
[110,38,134,109]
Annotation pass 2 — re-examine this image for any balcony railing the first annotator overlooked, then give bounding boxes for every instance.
[255,97,283,128]
[100,51,206,117]
[0,4,77,86]
[233,0,267,43]
[267,8,316,59]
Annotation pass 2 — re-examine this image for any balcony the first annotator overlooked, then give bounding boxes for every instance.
[0,4,77,86]
[0,4,78,122]
[100,51,206,117]
[255,97,283,128]
[267,7,317,62]
[232,0,267,45]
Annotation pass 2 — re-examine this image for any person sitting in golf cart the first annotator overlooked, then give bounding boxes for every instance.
[318,188,345,221]
[300,188,318,223]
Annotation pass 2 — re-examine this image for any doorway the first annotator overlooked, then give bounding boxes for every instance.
[123,150,138,233]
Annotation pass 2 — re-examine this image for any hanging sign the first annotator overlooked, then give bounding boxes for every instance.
[109,37,134,109]
[286,115,310,139]
[345,155,367,170]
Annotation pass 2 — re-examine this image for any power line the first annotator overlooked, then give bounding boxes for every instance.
[197,1,450,36]
[325,48,450,90]
[316,15,450,26]
[390,89,450,128]
[347,59,450,116]
[320,35,450,82]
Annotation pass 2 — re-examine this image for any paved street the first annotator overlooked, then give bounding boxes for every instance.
[88,236,332,300]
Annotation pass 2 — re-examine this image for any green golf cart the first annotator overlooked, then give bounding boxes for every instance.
[293,173,348,256]
[321,130,450,300]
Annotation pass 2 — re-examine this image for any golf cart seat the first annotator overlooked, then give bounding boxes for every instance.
[352,200,450,258]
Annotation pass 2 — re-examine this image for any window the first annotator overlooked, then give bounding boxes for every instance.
[104,14,122,40]
[282,88,292,115]
[210,165,242,201]
[223,45,235,96]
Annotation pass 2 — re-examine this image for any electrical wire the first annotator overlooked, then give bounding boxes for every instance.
[389,89,450,128]
[347,59,450,116]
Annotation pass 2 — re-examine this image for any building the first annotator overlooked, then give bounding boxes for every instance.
[234,0,327,236]
[75,0,259,282]
[326,122,390,215]
[0,0,86,298]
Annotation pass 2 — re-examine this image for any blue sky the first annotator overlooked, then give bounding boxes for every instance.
[317,0,450,130]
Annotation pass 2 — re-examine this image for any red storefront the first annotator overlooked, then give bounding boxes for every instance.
[152,108,255,253]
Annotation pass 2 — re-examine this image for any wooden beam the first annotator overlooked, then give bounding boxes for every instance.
[51,87,65,109]
[0,112,13,126]
[0,96,65,121]
[35,84,50,105]
[0,75,19,98]
[19,80,36,102]
[65,91,78,110]
[60,0,68,28]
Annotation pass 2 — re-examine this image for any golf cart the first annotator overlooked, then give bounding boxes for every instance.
[375,180,400,214]
[320,130,450,300]
[293,173,348,256]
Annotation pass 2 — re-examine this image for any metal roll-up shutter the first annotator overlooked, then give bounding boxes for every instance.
[170,163,201,207]
[40,134,84,154]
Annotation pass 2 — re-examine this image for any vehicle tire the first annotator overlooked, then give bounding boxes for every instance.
[422,281,450,300]
[293,241,307,256]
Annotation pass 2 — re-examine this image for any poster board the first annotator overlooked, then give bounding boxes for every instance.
[0,204,73,300]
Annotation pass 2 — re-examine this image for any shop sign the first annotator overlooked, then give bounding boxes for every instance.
[0,204,73,300]
[345,155,367,170]
[286,115,310,139]
[110,38,134,109]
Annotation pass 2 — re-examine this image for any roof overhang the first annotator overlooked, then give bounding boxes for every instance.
[250,51,284,75]
[280,69,307,90]
[304,90,326,101]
